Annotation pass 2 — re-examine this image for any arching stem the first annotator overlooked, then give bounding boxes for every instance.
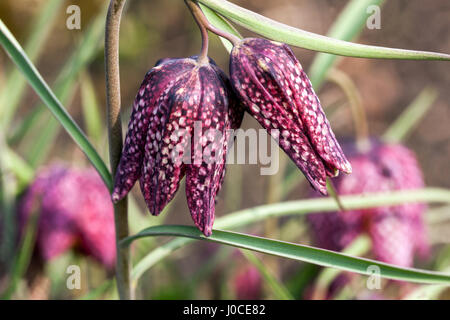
[105,0,133,300]
[327,68,370,152]
[185,0,241,51]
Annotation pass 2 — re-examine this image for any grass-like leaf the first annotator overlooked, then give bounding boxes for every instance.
[240,249,294,300]
[21,9,105,168]
[198,0,450,60]
[308,0,386,88]
[311,235,371,299]
[131,188,450,281]
[123,225,450,285]
[80,71,104,147]
[0,0,63,128]
[383,87,438,143]
[0,19,112,189]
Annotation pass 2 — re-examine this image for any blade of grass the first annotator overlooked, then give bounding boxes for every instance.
[1,207,39,300]
[131,187,450,281]
[198,0,450,60]
[240,249,294,300]
[0,0,64,127]
[2,145,34,192]
[123,225,450,285]
[26,113,65,168]
[0,18,112,189]
[0,136,17,265]
[80,71,103,147]
[383,87,438,143]
[21,10,106,168]
[311,235,371,299]
[308,0,386,88]
[7,106,44,145]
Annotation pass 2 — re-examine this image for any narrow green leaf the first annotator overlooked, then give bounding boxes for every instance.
[308,0,386,88]
[7,107,44,145]
[131,188,450,281]
[198,0,450,60]
[383,87,438,143]
[80,72,103,147]
[312,235,371,299]
[79,280,114,300]
[1,208,39,300]
[1,145,34,192]
[13,9,105,163]
[26,115,62,168]
[0,19,112,189]
[0,137,17,264]
[240,249,294,300]
[124,225,450,284]
[0,0,63,127]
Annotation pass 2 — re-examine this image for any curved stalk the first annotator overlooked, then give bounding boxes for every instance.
[105,0,132,300]
[185,0,240,47]
[327,68,370,151]
[185,0,209,64]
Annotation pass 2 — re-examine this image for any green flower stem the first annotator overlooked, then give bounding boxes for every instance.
[105,0,132,300]
[327,68,370,151]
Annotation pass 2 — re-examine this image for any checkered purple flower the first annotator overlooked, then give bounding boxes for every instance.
[112,57,244,236]
[18,165,116,268]
[229,38,351,195]
[308,141,429,267]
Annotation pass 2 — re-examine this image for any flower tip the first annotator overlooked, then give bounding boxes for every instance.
[201,227,213,237]
[111,191,121,203]
[311,182,328,196]
[319,186,328,196]
[343,162,352,174]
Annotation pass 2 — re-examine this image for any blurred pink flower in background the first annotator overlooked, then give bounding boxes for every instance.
[18,165,116,269]
[232,265,262,300]
[308,141,429,267]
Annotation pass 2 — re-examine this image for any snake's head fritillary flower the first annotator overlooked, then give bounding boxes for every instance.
[229,38,351,195]
[18,165,115,268]
[112,56,244,236]
[308,141,429,267]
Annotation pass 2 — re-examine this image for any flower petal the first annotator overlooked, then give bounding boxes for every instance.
[230,43,328,194]
[112,60,195,202]
[140,63,200,215]
[186,66,232,236]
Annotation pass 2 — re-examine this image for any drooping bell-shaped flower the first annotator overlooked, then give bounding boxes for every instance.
[308,141,429,267]
[112,57,243,236]
[18,165,116,268]
[229,38,351,194]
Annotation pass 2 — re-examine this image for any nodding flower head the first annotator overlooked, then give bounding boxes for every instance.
[18,165,116,269]
[308,141,429,267]
[229,38,351,195]
[112,56,244,236]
